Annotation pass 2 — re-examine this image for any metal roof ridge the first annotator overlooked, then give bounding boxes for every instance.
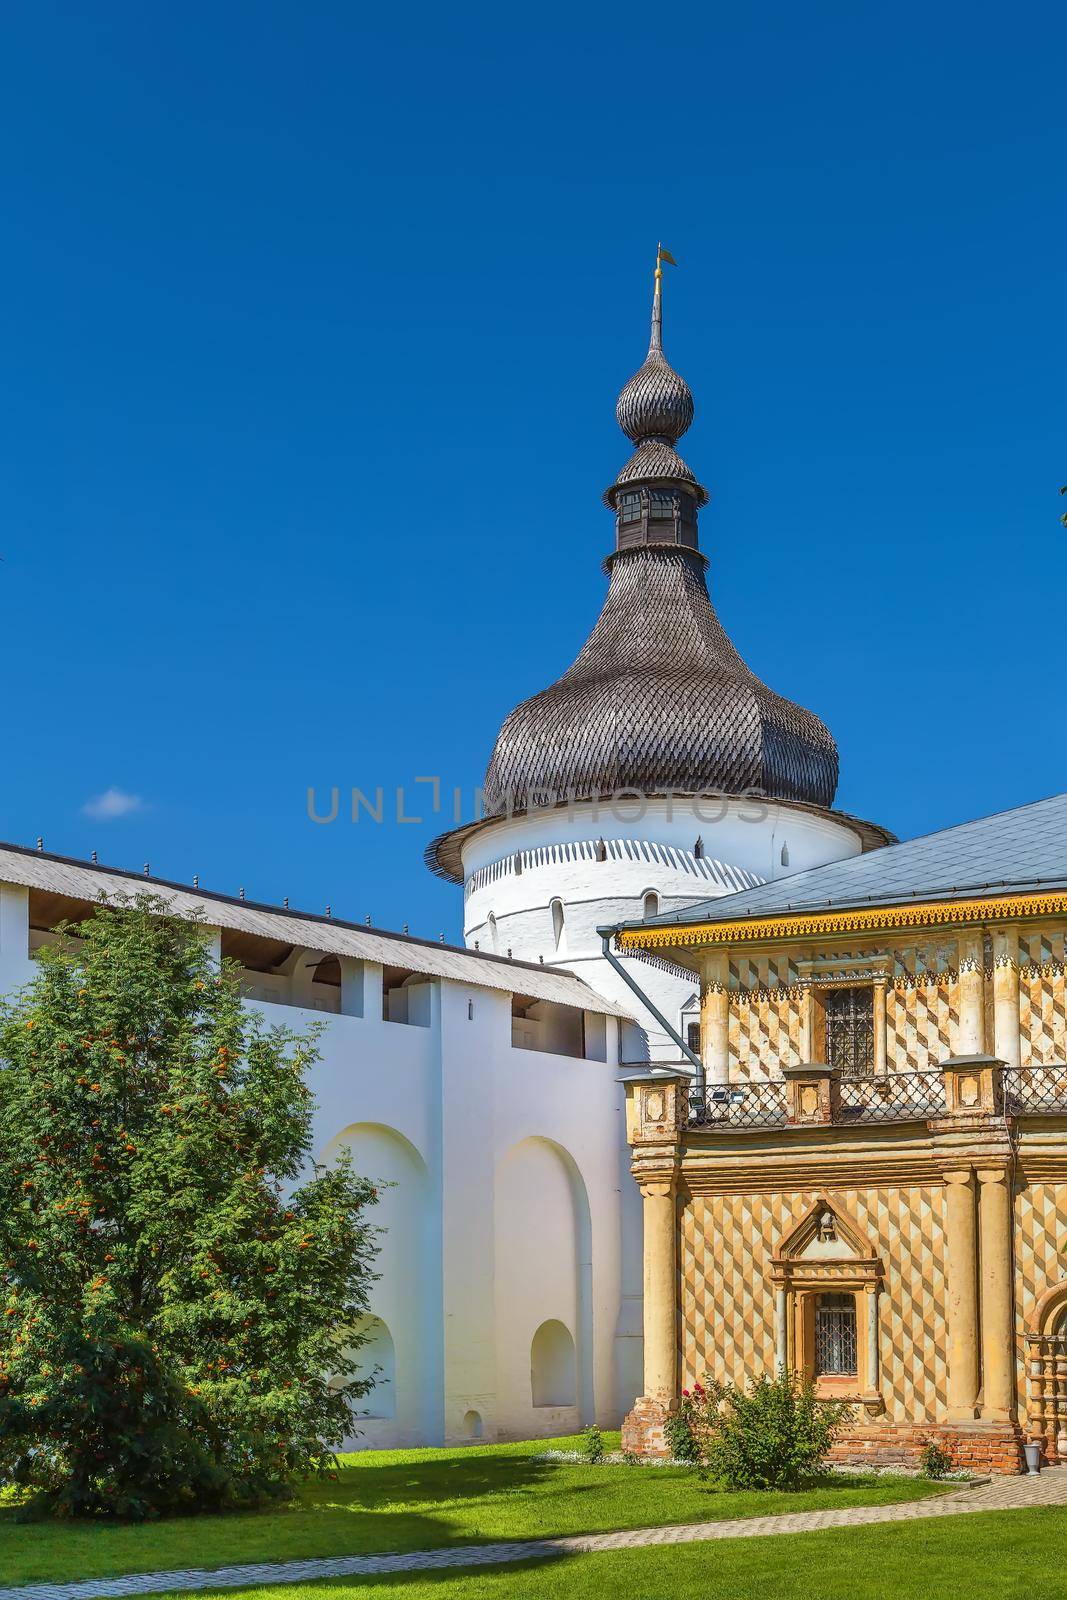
[0,838,588,986]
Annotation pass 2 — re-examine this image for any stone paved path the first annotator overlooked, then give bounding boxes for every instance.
[4,1469,1067,1600]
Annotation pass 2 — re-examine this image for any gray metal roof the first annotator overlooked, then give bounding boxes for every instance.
[630,792,1067,927]
[0,843,631,1018]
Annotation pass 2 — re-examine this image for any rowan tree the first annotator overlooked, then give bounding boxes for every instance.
[0,897,379,1519]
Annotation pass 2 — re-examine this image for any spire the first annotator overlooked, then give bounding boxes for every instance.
[650,245,664,352]
[649,243,676,353]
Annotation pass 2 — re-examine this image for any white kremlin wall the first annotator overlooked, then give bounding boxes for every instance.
[0,859,637,1449]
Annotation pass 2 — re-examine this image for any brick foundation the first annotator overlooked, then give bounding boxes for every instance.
[829,1421,1025,1475]
[623,1404,1026,1474]
[621,1395,677,1459]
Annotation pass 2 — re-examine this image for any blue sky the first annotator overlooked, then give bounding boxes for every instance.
[1,1,1064,940]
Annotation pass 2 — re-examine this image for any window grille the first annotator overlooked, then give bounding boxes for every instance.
[824,985,874,1076]
[649,490,675,518]
[814,1292,857,1376]
[686,1021,701,1057]
[620,492,642,523]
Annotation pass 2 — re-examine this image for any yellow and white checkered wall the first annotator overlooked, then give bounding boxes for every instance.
[680,1186,948,1422]
[726,945,960,1080]
[1019,932,1066,1067]
[1014,1181,1067,1407]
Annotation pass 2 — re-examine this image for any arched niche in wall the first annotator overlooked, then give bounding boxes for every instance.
[320,1122,436,1443]
[334,1315,396,1419]
[493,1136,593,1426]
[531,1319,577,1407]
[463,1408,484,1440]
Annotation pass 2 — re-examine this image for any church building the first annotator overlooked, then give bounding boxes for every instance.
[611,795,1067,1473]
[2,255,1063,1471]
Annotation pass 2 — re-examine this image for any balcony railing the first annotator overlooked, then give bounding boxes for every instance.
[689,1079,788,1129]
[835,1071,947,1124]
[1004,1065,1067,1115]
[687,1064,1067,1129]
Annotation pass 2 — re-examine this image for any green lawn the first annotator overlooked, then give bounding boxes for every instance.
[141,1507,1067,1600]
[0,1433,946,1587]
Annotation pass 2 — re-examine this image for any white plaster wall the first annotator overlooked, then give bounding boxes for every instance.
[462,797,862,1058]
[298,967,629,1446]
[0,878,636,1451]
[319,1120,436,1448]
[494,1138,585,1438]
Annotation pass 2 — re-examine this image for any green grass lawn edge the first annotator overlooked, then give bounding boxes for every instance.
[138,1506,1067,1600]
[0,1433,950,1587]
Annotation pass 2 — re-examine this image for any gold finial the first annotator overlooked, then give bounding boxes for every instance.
[650,245,677,353]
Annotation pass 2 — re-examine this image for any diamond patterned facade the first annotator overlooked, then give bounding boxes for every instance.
[1019,931,1067,1067]
[625,900,1067,1475]
[885,979,960,1073]
[680,1188,949,1424]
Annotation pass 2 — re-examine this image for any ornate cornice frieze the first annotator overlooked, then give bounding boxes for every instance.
[729,984,804,1005]
[770,1258,881,1287]
[616,891,1067,954]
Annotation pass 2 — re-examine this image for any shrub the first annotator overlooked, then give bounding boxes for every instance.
[665,1403,701,1462]
[919,1440,954,1479]
[0,898,380,1519]
[677,1370,853,1490]
[580,1424,605,1464]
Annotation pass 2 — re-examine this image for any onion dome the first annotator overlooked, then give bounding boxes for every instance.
[482,546,839,815]
[615,266,694,445]
[426,251,855,883]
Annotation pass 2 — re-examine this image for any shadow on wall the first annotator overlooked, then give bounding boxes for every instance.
[320,1121,437,1447]
[494,1136,593,1435]
[350,1316,397,1419]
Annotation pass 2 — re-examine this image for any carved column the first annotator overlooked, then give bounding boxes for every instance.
[641,1180,678,1402]
[957,932,986,1056]
[865,1283,880,1392]
[873,979,888,1074]
[621,1075,686,1456]
[944,1167,980,1421]
[700,951,730,1086]
[978,1166,1016,1421]
[774,1286,788,1373]
[992,929,1021,1071]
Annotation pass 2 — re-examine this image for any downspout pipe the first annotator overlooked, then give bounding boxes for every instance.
[598,927,706,1105]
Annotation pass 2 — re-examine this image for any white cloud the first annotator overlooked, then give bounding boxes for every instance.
[82,787,144,821]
